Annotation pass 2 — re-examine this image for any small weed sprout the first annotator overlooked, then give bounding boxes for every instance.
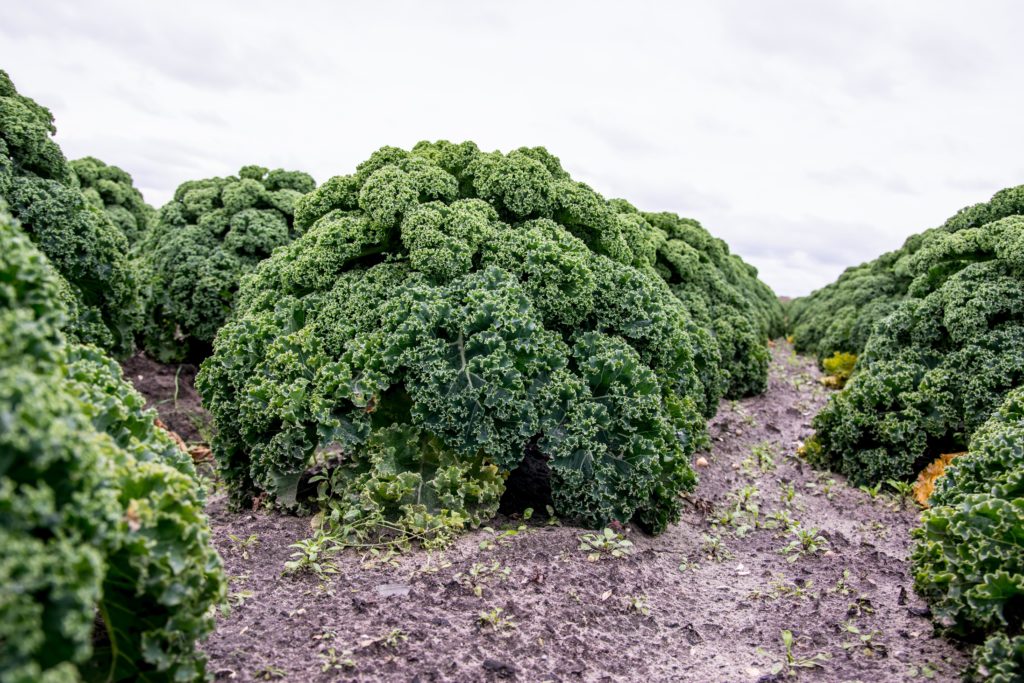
[701,533,733,562]
[415,552,454,575]
[319,647,356,672]
[359,546,401,570]
[751,441,777,472]
[764,509,798,534]
[227,533,260,560]
[579,528,633,561]
[750,577,816,601]
[858,482,884,500]
[715,483,762,537]
[254,665,287,680]
[455,561,511,597]
[478,607,517,631]
[479,522,529,551]
[284,534,339,580]
[907,663,939,679]
[381,628,407,649]
[714,506,739,528]
[779,525,830,563]
[780,482,797,507]
[625,594,651,616]
[544,504,561,526]
[805,475,837,500]
[770,629,831,676]
[728,400,757,428]
[828,569,853,596]
[886,479,914,498]
[735,483,760,511]
[840,621,884,656]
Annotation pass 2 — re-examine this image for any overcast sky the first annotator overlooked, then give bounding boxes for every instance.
[3,1,1022,295]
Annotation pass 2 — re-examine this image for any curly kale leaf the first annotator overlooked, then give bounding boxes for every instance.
[70,156,155,245]
[911,388,1023,680]
[789,184,1024,363]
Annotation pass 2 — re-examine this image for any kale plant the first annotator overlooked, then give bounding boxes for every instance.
[645,211,780,396]
[71,155,155,245]
[0,210,225,682]
[968,633,1024,683]
[912,387,1024,683]
[198,141,753,537]
[809,215,1024,484]
[0,69,142,356]
[140,165,316,361]
[788,184,1024,362]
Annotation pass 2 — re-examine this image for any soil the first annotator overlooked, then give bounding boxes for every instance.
[123,342,968,682]
[121,352,211,445]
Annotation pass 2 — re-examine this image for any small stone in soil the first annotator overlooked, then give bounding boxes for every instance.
[375,583,413,598]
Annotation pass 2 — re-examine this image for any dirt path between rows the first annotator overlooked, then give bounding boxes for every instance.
[127,341,967,682]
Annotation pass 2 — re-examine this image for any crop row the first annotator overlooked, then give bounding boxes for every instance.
[791,187,1024,681]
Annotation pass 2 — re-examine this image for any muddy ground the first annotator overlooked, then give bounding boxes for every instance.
[125,342,968,682]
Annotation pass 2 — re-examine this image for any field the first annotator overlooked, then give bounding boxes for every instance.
[125,342,966,682]
[3,66,1021,682]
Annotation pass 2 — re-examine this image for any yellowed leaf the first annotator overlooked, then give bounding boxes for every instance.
[913,452,966,507]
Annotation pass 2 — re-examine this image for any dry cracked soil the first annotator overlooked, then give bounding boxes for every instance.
[126,341,969,683]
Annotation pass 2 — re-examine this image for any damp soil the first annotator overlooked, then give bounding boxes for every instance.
[121,352,211,445]
[124,342,968,682]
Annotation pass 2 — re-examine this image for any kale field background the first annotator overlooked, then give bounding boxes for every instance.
[3,17,1023,678]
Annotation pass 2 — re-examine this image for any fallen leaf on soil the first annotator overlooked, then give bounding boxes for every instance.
[913,452,965,507]
[189,445,214,466]
[155,418,189,454]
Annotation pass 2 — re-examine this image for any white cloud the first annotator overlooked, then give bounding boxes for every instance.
[2,0,1022,295]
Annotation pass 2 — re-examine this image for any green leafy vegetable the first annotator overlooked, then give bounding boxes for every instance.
[912,387,1024,683]
[70,156,155,245]
[788,184,1024,363]
[197,141,773,537]
[810,214,1024,485]
[140,165,315,362]
[0,209,225,682]
[0,69,142,357]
